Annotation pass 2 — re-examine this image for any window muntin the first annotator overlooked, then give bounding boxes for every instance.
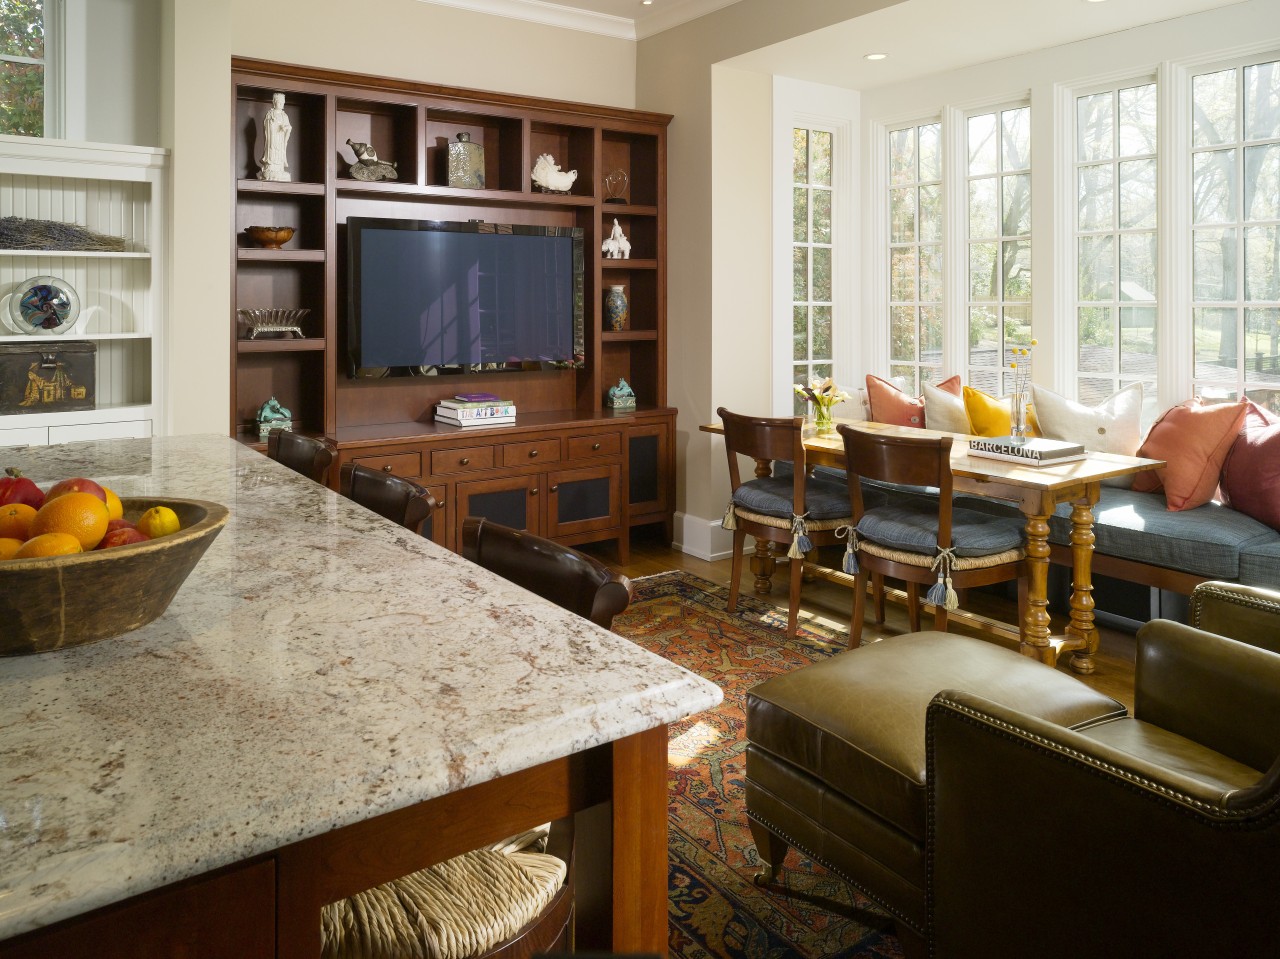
[966,106,1031,395]
[1191,57,1280,413]
[0,0,46,137]
[1075,82,1158,407]
[793,126,834,413]
[888,120,942,394]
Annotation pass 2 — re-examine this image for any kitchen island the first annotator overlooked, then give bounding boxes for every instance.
[0,434,722,957]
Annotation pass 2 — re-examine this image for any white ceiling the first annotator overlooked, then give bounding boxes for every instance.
[420,0,1247,82]
[725,0,1245,91]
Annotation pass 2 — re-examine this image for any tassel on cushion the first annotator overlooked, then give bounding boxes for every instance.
[722,499,738,530]
[835,524,859,574]
[925,575,948,608]
[944,575,959,610]
[787,513,812,559]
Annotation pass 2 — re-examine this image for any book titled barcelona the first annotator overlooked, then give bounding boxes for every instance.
[967,436,1087,465]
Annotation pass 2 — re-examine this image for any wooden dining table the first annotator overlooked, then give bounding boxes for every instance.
[702,417,1163,674]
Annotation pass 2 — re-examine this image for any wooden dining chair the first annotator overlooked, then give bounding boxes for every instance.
[836,424,1028,647]
[718,407,854,641]
[338,462,437,536]
[266,429,334,485]
[461,516,633,628]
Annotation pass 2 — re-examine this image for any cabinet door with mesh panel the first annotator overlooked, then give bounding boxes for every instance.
[545,464,620,539]
[454,474,542,539]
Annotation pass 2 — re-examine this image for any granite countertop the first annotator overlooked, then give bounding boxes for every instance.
[0,434,722,939]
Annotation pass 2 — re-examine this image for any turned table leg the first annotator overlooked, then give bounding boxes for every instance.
[1066,496,1099,674]
[1018,510,1054,664]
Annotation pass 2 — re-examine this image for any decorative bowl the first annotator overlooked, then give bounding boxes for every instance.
[0,497,229,656]
[4,275,81,335]
[237,307,310,339]
[244,225,295,249]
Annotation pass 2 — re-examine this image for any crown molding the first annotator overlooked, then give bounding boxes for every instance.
[413,0,745,41]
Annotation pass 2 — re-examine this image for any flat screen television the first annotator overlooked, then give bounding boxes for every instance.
[346,217,584,377]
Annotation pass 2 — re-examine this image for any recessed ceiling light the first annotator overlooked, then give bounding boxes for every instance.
[1084,0,1107,3]
[642,0,653,5]
[864,53,888,61]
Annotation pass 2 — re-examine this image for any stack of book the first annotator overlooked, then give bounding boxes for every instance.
[434,393,517,428]
[967,435,1087,466]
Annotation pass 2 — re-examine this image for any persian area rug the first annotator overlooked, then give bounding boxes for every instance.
[612,571,905,959]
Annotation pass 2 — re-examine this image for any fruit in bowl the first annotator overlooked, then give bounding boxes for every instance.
[0,484,229,656]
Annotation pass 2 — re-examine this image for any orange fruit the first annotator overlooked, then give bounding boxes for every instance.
[0,503,36,541]
[0,537,23,560]
[30,492,110,550]
[103,487,124,521]
[136,506,180,539]
[14,532,83,558]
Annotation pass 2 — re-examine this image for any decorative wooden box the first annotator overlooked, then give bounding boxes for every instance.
[0,341,96,415]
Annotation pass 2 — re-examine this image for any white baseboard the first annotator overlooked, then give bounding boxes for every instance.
[673,511,734,561]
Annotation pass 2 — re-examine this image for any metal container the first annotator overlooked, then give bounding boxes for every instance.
[447,132,485,189]
[0,341,96,414]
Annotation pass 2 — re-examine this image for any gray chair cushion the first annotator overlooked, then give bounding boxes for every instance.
[857,501,1024,557]
[732,470,851,520]
[1046,490,1276,580]
[1239,542,1280,588]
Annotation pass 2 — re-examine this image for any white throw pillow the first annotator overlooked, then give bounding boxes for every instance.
[923,382,972,433]
[1031,384,1144,489]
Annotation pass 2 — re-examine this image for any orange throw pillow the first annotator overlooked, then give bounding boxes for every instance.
[866,374,959,429]
[1131,398,1249,511]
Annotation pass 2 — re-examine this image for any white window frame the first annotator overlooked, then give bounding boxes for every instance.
[0,0,67,138]
[772,78,857,417]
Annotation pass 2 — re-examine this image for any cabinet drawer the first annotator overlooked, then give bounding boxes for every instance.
[352,451,422,478]
[501,439,561,467]
[566,431,621,461]
[431,445,496,474]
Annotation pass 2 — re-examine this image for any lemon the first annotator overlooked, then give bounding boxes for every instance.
[136,506,181,539]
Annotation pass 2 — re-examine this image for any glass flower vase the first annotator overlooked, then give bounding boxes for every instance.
[1009,389,1027,442]
[813,403,836,435]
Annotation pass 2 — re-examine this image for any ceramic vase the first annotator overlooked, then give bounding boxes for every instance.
[604,285,628,331]
[447,132,485,189]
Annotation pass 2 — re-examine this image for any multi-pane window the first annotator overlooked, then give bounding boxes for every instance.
[792,126,834,414]
[0,1,47,137]
[1191,57,1280,414]
[966,106,1031,394]
[888,121,942,393]
[1075,83,1158,407]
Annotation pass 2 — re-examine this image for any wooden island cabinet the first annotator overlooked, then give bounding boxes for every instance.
[231,61,673,557]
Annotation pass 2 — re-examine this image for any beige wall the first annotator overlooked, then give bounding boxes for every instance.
[161,0,637,435]
[636,0,897,554]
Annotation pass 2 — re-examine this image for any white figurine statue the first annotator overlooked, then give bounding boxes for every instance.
[531,153,578,193]
[601,218,631,259]
[258,92,292,182]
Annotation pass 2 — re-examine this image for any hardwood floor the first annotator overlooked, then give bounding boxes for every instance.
[587,529,1139,710]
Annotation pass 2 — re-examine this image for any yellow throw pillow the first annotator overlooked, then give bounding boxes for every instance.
[962,386,1038,437]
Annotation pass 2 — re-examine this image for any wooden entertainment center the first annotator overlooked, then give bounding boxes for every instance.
[231,60,672,558]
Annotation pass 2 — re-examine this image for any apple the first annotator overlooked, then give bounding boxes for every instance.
[46,477,107,504]
[96,527,150,550]
[106,518,137,533]
[0,468,44,510]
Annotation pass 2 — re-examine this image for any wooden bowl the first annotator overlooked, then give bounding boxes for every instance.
[0,498,229,656]
[244,225,295,249]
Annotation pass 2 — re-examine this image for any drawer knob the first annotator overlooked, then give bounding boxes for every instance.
[531,487,539,496]
[592,442,601,451]
[550,484,559,493]
[529,449,539,458]
[460,457,470,466]
[382,465,393,473]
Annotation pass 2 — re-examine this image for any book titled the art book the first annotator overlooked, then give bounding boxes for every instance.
[967,436,1088,465]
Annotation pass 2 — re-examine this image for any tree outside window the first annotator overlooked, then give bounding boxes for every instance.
[0,0,46,137]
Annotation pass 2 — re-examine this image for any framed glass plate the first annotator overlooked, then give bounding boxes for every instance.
[5,275,81,335]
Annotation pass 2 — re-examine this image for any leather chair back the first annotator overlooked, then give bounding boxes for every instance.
[461,517,632,628]
[339,462,436,537]
[267,429,334,485]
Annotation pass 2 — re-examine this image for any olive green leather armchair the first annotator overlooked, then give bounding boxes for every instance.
[925,581,1280,958]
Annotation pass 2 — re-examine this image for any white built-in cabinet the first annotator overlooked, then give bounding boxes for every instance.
[0,134,167,447]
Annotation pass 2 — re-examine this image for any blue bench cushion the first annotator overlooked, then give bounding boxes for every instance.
[732,470,851,520]
[857,501,1024,557]
[1239,543,1280,588]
